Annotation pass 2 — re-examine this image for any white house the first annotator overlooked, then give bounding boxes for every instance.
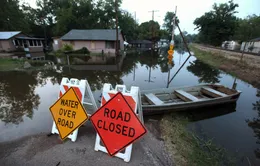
[240,37,260,55]
[221,41,240,50]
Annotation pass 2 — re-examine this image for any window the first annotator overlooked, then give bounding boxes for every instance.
[29,40,33,46]
[37,40,41,46]
[91,41,95,49]
[14,40,19,46]
[33,40,37,46]
[105,41,115,49]
[19,40,23,46]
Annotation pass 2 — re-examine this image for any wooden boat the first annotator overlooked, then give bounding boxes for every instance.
[141,84,241,115]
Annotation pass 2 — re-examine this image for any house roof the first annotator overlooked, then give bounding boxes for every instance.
[0,31,21,40]
[16,36,44,40]
[250,37,260,42]
[128,40,152,44]
[61,29,122,41]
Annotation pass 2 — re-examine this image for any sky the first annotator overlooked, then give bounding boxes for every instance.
[24,0,260,34]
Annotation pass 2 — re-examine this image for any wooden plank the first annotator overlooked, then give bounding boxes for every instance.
[174,90,199,102]
[144,93,164,105]
[201,87,227,98]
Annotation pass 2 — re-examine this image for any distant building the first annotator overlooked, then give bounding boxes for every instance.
[54,29,124,54]
[0,31,44,56]
[128,40,153,50]
[157,39,169,48]
[221,41,240,50]
[52,37,62,51]
[240,37,260,55]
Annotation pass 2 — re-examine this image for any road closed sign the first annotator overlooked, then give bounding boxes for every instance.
[49,87,89,140]
[91,92,147,156]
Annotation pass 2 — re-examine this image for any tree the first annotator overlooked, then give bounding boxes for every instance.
[234,15,260,42]
[118,11,138,41]
[193,0,239,46]
[1,0,138,42]
[53,0,123,36]
[159,29,169,39]
[53,0,95,36]
[163,12,180,38]
[138,21,160,41]
[0,0,30,32]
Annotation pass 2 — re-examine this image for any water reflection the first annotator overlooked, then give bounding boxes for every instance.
[63,54,138,91]
[187,60,221,83]
[0,70,61,125]
[188,103,236,121]
[248,89,260,158]
[139,50,159,69]
[0,72,40,124]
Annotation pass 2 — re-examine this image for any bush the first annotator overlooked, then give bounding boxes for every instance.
[73,47,90,54]
[62,44,73,51]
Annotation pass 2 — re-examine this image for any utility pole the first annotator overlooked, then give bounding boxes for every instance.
[43,0,47,50]
[134,11,137,39]
[148,10,159,49]
[166,6,177,88]
[115,0,119,56]
[134,12,136,25]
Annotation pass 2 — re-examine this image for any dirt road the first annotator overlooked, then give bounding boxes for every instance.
[192,44,260,88]
[194,44,260,68]
[0,120,173,166]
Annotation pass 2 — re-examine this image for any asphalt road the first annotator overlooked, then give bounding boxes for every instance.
[0,120,173,166]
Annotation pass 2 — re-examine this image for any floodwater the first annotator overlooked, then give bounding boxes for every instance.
[0,49,259,165]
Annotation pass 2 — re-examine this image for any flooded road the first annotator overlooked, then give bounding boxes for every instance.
[0,49,259,165]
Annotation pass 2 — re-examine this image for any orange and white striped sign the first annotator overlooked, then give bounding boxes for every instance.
[101,92,136,111]
[59,85,83,102]
[51,77,87,142]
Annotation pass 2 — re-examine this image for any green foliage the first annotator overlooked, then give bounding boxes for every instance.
[0,0,30,33]
[161,113,235,166]
[163,12,180,37]
[118,12,138,41]
[61,44,73,51]
[233,15,260,42]
[0,59,23,71]
[1,0,175,43]
[138,20,160,41]
[194,0,239,46]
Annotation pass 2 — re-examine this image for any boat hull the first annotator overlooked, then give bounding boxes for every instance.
[141,84,241,115]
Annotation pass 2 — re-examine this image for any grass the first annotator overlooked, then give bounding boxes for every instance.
[0,58,52,71]
[161,113,235,166]
[189,44,260,82]
[0,59,23,71]
[190,45,228,68]
[190,44,255,70]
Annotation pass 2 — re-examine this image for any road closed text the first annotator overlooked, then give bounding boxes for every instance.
[57,99,79,128]
[96,108,135,137]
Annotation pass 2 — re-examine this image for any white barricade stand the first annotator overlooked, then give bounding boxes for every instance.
[51,77,97,142]
[94,83,144,162]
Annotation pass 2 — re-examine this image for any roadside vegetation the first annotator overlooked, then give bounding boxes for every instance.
[0,59,23,71]
[190,44,260,88]
[161,113,235,166]
[0,58,53,71]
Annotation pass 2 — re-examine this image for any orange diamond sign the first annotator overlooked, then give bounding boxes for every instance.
[49,87,89,140]
[91,92,147,156]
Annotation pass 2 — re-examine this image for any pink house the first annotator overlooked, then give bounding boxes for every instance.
[54,29,124,54]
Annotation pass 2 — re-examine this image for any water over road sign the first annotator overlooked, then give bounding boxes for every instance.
[49,87,89,140]
[91,92,147,156]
